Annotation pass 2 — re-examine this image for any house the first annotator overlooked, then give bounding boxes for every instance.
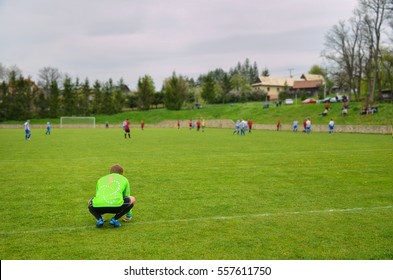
[252,74,325,100]
[292,80,323,96]
[251,76,302,101]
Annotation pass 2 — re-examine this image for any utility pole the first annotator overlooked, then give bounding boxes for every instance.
[288,68,294,78]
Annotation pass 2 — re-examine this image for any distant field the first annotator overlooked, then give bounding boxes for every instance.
[0,127,392,260]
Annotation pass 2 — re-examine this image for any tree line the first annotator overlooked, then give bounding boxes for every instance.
[322,0,393,102]
[0,58,265,121]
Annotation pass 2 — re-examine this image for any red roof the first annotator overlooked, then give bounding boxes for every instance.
[292,80,322,89]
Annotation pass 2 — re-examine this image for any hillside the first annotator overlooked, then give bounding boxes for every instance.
[99,101,393,126]
[3,101,393,126]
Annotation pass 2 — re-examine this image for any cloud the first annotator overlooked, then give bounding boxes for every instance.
[0,0,358,88]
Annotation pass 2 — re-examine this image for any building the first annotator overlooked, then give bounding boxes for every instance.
[252,74,325,101]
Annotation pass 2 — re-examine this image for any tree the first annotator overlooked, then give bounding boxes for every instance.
[102,79,115,114]
[62,75,76,116]
[261,67,270,77]
[360,0,392,102]
[379,46,393,100]
[217,73,232,103]
[92,80,103,114]
[38,67,62,89]
[0,63,6,81]
[113,79,126,112]
[80,78,91,116]
[136,75,155,110]
[163,73,189,110]
[201,73,216,103]
[323,20,359,99]
[49,79,60,118]
[230,74,251,102]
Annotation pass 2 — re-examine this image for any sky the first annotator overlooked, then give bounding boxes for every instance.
[0,0,359,89]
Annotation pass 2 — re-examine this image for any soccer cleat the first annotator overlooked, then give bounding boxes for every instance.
[110,218,121,227]
[96,218,104,228]
[122,214,132,222]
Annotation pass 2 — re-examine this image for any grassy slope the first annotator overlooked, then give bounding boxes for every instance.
[0,128,392,260]
[2,101,393,126]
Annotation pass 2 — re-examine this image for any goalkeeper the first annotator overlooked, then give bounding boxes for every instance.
[88,164,136,228]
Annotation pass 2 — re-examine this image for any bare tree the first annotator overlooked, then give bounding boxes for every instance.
[323,20,360,100]
[38,67,62,90]
[360,0,392,102]
[0,63,6,81]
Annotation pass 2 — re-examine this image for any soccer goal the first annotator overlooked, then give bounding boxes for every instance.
[60,117,96,128]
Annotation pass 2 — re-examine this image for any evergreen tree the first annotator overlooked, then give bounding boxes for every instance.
[102,79,115,114]
[49,80,60,118]
[201,73,216,103]
[136,75,155,110]
[80,78,91,116]
[62,76,76,116]
[92,80,102,114]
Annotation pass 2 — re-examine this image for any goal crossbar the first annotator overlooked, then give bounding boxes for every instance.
[60,117,96,128]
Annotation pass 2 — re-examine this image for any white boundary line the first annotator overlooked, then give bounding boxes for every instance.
[1,205,391,235]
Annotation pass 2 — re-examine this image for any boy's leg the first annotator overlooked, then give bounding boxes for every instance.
[88,199,103,220]
[113,197,134,220]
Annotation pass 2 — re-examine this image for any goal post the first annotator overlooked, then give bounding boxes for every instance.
[60,117,96,128]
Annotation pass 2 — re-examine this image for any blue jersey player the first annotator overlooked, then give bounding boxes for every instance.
[24,120,31,140]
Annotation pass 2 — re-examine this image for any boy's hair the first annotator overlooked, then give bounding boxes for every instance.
[110,164,124,175]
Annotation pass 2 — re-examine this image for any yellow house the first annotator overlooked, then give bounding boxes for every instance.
[252,76,303,101]
[252,74,325,100]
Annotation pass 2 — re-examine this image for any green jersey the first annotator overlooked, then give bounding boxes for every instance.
[92,173,131,207]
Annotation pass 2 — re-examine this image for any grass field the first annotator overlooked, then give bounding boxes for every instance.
[0,127,392,260]
[2,101,393,126]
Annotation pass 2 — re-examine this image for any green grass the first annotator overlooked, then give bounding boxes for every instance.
[0,127,392,260]
[2,101,393,126]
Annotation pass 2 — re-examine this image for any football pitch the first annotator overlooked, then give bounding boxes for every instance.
[0,127,392,260]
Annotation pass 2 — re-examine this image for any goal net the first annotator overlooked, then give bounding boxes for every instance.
[60,117,96,128]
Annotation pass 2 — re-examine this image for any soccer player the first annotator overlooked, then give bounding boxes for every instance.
[196,120,201,131]
[329,119,335,134]
[240,119,247,136]
[233,120,240,135]
[141,120,145,131]
[201,119,206,132]
[248,119,253,133]
[46,120,51,135]
[123,119,130,139]
[293,120,298,132]
[306,118,312,133]
[88,164,136,228]
[24,120,31,140]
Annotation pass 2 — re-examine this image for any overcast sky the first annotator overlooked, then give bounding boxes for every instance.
[0,0,358,89]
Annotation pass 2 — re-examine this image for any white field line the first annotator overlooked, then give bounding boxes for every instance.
[1,205,391,235]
